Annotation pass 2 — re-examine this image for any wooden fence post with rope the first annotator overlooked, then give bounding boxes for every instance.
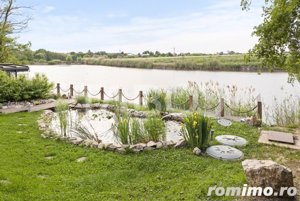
[139,91,143,106]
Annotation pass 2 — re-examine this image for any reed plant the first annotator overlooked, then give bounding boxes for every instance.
[144,116,166,142]
[147,89,167,111]
[55,99,69,137]
[170,87,190,110]
[181,112,211,150]
[130,119,145,144]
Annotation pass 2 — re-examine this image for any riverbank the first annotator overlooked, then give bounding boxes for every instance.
[30,55,281,72]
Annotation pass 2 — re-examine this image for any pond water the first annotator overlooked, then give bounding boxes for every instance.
[28,65,300,107]
[50,109,183,144]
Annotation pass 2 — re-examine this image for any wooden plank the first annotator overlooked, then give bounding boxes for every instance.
[0,99,76,114]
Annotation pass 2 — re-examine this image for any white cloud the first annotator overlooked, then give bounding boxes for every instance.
[18,1,263,53]
[42,6,56,14]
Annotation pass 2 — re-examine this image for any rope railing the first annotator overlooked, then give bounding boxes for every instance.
[197,102,220,111]
[87,89,101,97]
[53,83,263,120]
[103,91,119,99]
[224,102,258,114]
[121,92,140,101]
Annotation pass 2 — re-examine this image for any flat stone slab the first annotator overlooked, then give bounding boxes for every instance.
[217,119,232,127]
[206,145,244,161]
[259,130,300,150]
[216,135,247,146]
[268,131,294,144]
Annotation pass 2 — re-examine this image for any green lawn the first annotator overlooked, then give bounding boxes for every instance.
[0,112,298,201]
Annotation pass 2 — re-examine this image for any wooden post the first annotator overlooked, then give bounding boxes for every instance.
[220,98,225,117]
[189,95,193,111]
[70,84,74,97]
[257,95,262,120]
[57,83,60,96]
[100,87,104,100]
[118,89,122,102]
[139,91,143,106]
[84,86,88,97]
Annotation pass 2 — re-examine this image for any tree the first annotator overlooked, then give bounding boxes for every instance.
[242,0,300,82]
[0,0,31,63]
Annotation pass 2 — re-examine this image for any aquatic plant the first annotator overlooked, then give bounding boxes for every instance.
[130,118,145,144]
[181,112,211,150]
[144,116,166,142]
[147,89,167,111]
[55,99,69,137]
[72,120,101,143]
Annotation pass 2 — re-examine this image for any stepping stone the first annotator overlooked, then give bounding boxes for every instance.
[16,131,23,134]
[216,135,247,147]
[45,156,54,160]
[217,119,232,127]
[76,157,87,163]
[37,174,48,179]
[206,145,244,161]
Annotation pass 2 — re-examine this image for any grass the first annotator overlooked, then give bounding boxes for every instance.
[1,112,299,200]
[81,54,271,72]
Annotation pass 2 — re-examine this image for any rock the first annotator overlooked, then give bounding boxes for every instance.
[83,140,94,147]
[90,142,99,148]
[72,139,84,145]
[116,147,126,154]
[193,147,202,156]
[98,143,105,149]
[162,140,176,147]
[174,139,186,148]
[242,159,294,196]
[130,144,145,152]
[41,134,48,139]
[106,144,117,151]
[43,110,53,116]
[121,144,130,149]
[91,103,101,109]
[162,113,184,122]
[76,157,87,163]
[156,142,163,149]
[147,141,157,148]
[144,146,155,151]
[128,109,147,118]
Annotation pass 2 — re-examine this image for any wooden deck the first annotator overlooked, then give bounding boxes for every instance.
[0,99,76,114]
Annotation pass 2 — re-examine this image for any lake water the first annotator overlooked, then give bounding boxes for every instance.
[28,65,300,121]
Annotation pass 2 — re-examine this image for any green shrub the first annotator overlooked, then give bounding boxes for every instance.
[147,89,167,111]
[0,71,53,103]
[76,96,90,104]
[181,112,211,150]
[144,116,166,142]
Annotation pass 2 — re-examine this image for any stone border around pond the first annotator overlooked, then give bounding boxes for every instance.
[38,109,187,154]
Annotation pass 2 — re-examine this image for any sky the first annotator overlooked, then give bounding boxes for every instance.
[17,0,264,54]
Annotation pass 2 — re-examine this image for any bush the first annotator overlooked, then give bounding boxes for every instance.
[144,116,166,142]
[147,89,167,111]
[181,112,211,150]
[76,96,90,104]
[0,71,54,103]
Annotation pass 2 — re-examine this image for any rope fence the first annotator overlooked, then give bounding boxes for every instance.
[54,83,263,119]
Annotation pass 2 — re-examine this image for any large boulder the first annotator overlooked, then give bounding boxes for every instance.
[242,159,294,195]
[162,113,184,122]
